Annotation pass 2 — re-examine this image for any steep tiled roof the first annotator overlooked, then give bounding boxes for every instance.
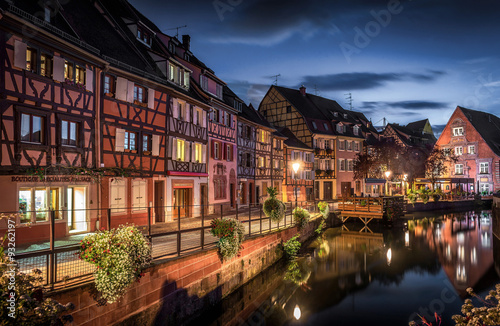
[459,106,500,157]
[279,128,311,150]
[239,104,274,130]
[406,119,428,132]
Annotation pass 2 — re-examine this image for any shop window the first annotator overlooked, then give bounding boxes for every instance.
[21,113,44,144]
[61,120,79,146]
[18,187,61,223]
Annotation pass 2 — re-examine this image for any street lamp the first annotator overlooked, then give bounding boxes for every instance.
[403,173,408,195]
[292,162,300,209]
[384,170,392,196]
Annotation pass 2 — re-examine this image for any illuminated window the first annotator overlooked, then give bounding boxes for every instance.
[26,47,37,73]
[21,113,44,144]
[176,139,185,161]
[64,60,73,80]
[75,65,85,85]
[40,53,52,78]
[195,143,203,162]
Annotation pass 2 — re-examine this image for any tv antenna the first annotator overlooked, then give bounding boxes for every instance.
[271,74,280,86]
[345,92,353,110]
[164,25,187,38]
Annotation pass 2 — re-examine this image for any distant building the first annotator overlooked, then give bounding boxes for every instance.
[435,106,500,193]
[382,119,436,150]
[259,85,377,199]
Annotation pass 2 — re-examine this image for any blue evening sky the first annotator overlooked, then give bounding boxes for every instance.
[129,0,500,134]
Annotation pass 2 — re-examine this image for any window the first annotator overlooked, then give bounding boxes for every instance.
[339,140,345,150]
[339,159,346,171]
[183,71,190,88]
[325,159,330,170]
[26,47,37,73]
[480,162,489,174]
[194,143,203,163]
[110,178,127,213]
[137,26,151,45]
[177,139,186,161]
[216,83,223,99]
[44,7,51,22]
[453,127,464,136]
[312,121,317,130]
[40,53,52,78]
[226,144,232,161]
[134,84,146,103]
[347,141,353,151]
[64,60,74,80]
[348,160,353,171]
[468,145,475,154]
[168,41,176,54]
[200,75,208,90]
[257,157,265,168]
[455,164,464,175]
[124,131,137,151]
[75,65,85,85]
[18,187,58,223]
[323,123,329,130]
[337,124,343,133]
[21,113,44,143]
[61,120,78,146]
[305,153,312,162]
[353,125,359,136]
[455,146,463,155]
[480,183,490,194]
[354,142,360,152]
[104,75,115,94]
[214,141,220,160]
[287,106,292,113]
[142,134,151,154]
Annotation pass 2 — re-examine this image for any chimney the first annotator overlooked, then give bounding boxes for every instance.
[182,34,191,51]
[299,85,306,96]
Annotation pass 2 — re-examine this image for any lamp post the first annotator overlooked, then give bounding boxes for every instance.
[403,173,408,196]
[292,162,300,209]
[384,170,392,196]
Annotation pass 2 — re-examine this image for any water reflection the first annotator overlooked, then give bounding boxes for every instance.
[190,210,499,326]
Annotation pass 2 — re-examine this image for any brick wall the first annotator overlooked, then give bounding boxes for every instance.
[51,217,324,326]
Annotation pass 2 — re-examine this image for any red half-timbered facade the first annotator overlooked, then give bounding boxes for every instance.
[0,4,100,243]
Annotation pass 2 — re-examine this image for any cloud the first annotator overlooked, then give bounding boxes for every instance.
[359,100,449,114]
[298,71,445,91]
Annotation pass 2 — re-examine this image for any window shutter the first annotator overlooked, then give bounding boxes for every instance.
[191,142,196,162]
[171,138,177,160]
[233,145,236,161]
[115,128,125,152]
[126,81,135,103]
[222,143,227,160]
[52,56,65,82]
[202,144,207,163]
[14,40,27,69]
[211,140,215,159]
[148,88,155,109]
[330,139,334,149]
[184,141,190,162]
[184,105,191,123]
[202,110,207,127]
[193,108,198,125]
[172,98,178,118]
[152,135,160,156]
[85,68,93,92]
[116,77,128,101]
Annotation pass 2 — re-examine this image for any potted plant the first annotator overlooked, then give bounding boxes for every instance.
[325,169,333,176]
[263,187,286,222]
[314,148,321,155]
[360,200,367,206]
[210,217,245,261]
[315,169,323,176]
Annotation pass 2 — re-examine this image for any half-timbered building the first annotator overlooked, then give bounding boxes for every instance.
[279,128,314,202]
[259,85,373,199]
[0,1,101,243]
[236,104,258,205]
[435,106,500,193]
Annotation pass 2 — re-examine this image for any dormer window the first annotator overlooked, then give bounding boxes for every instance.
[168,61,189,89]
[312,121,317,130]
[184,53,190,61]
[353,125,359,136]
[343,113,348,119]
[333,111,338,117]
[44,7,51,23]
[323,123,329,131]
[216,84,223,99]
[336,123,343,134]
[168,41,176,54]
[137,26,151,46]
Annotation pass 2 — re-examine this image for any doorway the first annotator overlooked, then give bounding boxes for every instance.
[341,182,352,198]
[323,182,332,200]
[200,183,208,214]
[67,186,87,232]
[230,183,235,207]
[154,181,164,222]
[173,188,191,219]
[249,183,254,204]
[256,186,260,204]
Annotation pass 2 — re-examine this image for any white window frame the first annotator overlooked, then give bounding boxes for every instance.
[480,162,489,174]
[453,127,464,136]
[455,146,463,155]
[455,164,464,175]
[468,145,475,154]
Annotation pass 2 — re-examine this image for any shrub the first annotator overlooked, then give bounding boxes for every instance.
[283,234,301,259]
[292,207,310,228]
[263,187,285,222]
[451,286,500,326]
[0,219,74,324]
[79,225,152,304]
[210,217,245,261]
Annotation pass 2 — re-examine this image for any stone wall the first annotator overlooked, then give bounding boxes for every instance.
[51,215,327,326]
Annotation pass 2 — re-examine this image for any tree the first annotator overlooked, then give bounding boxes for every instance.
[425,148,458,189]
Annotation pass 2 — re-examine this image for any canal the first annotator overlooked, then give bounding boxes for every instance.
[188,209,500,326]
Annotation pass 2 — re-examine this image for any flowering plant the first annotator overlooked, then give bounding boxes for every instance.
[79,225,152,303]
[292,207,310,228]
[317,201,329,219]
[263,187,286,222]
[210,218,245,261]
[451,286,500,326]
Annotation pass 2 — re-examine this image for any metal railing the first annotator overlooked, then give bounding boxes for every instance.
[7,201,322,288]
